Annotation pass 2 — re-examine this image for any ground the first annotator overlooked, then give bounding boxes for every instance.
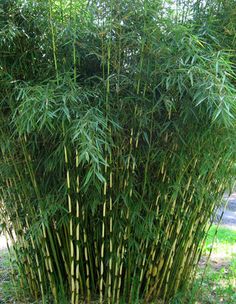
[191,192,236,304]
[1,194,236,304]
[194,225,236,304]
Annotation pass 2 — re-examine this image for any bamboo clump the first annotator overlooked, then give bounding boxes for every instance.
[0,0,236,303]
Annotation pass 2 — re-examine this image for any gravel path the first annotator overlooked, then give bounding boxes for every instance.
[217,192,236,230]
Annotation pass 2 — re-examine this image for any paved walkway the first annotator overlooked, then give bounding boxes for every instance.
[217,192,236,230]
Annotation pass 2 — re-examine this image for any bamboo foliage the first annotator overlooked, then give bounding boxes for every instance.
[0,0,236,303]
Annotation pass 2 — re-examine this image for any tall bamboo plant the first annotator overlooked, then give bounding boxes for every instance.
[0,0,236,303]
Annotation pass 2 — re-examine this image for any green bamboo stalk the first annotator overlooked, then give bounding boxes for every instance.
[63,145,75,304]
[49,0,59,83]
[82,206,91,301]
[108,165,113,303]
[75,149,81,302]
[100,176,107,304]
[20,137,63,302]
[112,231,122,303]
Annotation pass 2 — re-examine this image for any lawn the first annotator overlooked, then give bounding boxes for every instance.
[185,225,236,304]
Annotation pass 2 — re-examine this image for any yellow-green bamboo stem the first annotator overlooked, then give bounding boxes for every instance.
[100,178,107,304]
[108,170,113,304]
[64,145,75,304]
[82,206,90,301]
[75,149,81,302]
[49,0,59,83]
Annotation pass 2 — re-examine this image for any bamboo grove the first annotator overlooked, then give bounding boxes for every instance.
[0,0,236,303]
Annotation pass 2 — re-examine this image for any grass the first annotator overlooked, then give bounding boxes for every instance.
[195,258,236,304]
[0,249,21,304]
[195,225,236,304]
[170,224,236,304]
[0,249,41,304]
[204,224,236,253]
[0,249,12,303]
[1,224,236,303]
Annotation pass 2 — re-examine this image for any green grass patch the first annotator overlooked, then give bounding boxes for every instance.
[205,224,236,247]
[0,249,38,304]
[171,225,236,304]
[194,256,236,304]
[203,224,236,257]
[193,225,236,304]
